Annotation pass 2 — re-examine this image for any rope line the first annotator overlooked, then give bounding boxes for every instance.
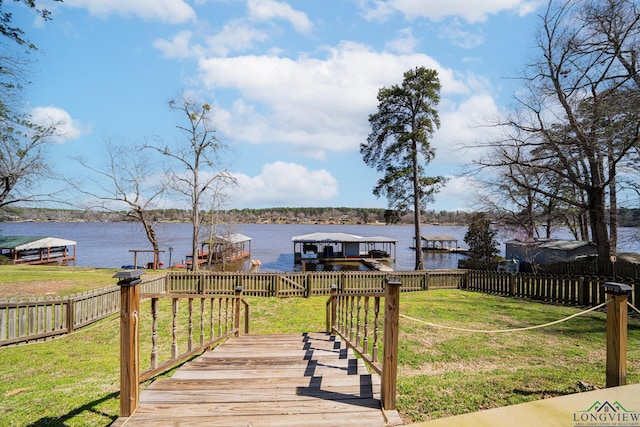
[400,299,611,334]
[628,302,640,316]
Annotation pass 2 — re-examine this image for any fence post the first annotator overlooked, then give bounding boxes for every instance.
[327,284,338,333]
[602,282,632,388]
[509,274,516,296]
[578,277,586,305]
[115,270,144,418]
[66,298,75,334]
[234,286,243,337]
[382,278,401,410]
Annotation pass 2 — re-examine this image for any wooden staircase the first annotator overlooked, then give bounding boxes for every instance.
[112,332,403,426]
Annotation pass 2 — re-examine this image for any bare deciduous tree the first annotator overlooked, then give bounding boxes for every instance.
[0,114,59,208]
[473,0,640,273]
[148,96,235,271]
[70,141,165,268]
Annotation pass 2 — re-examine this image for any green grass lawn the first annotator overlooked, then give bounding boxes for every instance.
[1,286,638,426]
[0,265,121,298]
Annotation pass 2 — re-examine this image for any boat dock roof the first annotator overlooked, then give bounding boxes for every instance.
[204,233,252,244]
[292,232,397,243]
[0,236,77,265]
[421,235,458,242]
[0,236,77,250]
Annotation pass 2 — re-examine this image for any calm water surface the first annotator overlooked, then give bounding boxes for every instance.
[1,221,638,272]
[0,222,471,271]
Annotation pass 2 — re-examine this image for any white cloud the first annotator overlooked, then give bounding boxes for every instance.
[155,21,272,59]
[64,0,196,24]
[204,21,270,56]
[30,106,89,143]
[432,175,479,211]
[198,41,473,158]
[247,0,313,34]
[153,30,197,59]
[434,93,502,163]
[153,1,311,59]
[440,20,485,49]
[230,161,338,207]
[385,27,419,54]
[360,0,541,23]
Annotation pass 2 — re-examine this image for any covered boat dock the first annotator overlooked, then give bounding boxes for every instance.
[0,236,77,265]
[292,232,397,263]
[414,235,463,252]
[205,233,252,263]
[185,233,252,268]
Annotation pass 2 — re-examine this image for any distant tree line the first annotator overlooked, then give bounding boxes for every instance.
[0,206,478,226]
[5,205,640,229]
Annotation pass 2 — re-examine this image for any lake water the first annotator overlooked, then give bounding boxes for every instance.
[1,221,638,272]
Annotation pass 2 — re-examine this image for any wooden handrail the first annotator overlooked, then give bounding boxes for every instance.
[326,279,400,410]
[118,274,250,418]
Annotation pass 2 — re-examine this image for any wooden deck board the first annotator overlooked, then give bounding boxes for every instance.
[115,332,402,426]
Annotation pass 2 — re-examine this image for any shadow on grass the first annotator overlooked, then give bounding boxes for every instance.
[28,391,119,427]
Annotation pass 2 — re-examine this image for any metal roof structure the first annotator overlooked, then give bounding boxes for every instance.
[421,235,458,242]
[0,236,77,250]
[506,239,595,251]
[211,233,252,244]
[291,232,397,243]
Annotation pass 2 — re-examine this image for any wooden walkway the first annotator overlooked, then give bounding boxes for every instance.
[113,332,403,426]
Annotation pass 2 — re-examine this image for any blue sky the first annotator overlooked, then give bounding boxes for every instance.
[13,0,545,212]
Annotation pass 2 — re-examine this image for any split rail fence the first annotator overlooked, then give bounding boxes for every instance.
[2,268,637,346]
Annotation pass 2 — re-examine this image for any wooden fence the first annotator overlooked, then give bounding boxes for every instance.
[465,270,639,307]
[0,274,167,347]
[8,266,635,347]
[538,257,640,279]
[0,270,460,346]
[165,269,465,296]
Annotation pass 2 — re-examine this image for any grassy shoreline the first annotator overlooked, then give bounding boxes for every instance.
[1,267,638,425]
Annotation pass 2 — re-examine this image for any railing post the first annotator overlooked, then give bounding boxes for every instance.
[327,284,338,332]
[115,270,144,418]
[234,286,243,337]
[602,282,632,388]
[382,278,401,410]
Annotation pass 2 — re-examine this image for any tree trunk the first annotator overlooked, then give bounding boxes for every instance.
[580,212,589,241]
[191,207,199,272]
[608,148,617,254]
[588,188,611,275]
[412,145,423,270]
[137,209,160,269]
